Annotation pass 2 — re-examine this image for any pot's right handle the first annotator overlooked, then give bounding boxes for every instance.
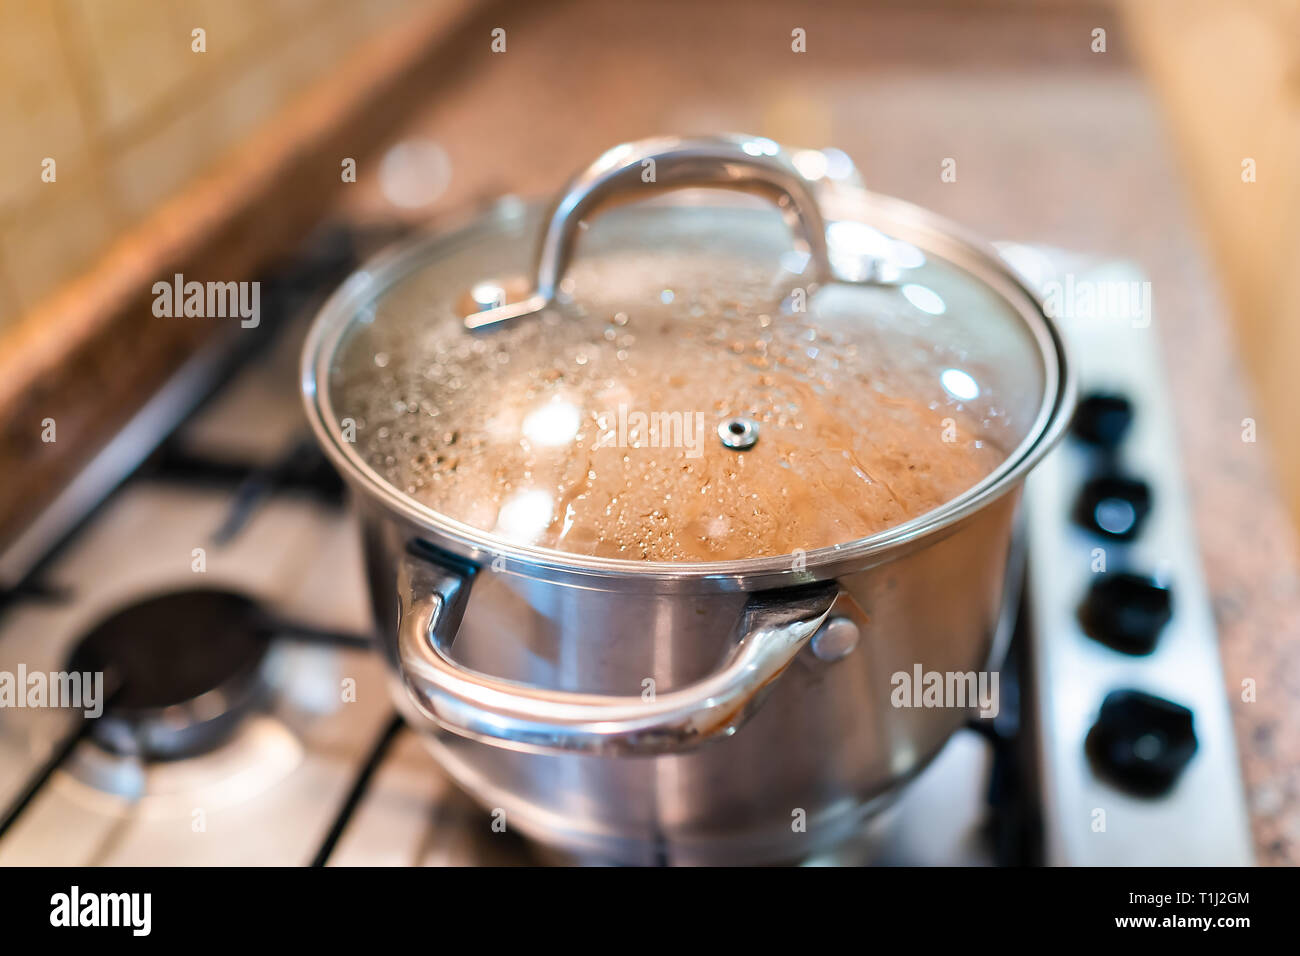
[396,550,839,757]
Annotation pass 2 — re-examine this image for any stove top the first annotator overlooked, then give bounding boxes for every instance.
[0,227,1252,866]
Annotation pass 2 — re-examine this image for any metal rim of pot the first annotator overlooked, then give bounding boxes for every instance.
[301,136,1075,593]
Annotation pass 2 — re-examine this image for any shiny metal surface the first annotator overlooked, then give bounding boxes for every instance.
[810,616,860,663]
[398,549,838,755]
[361,489,1020,864]
[303,135,1076,864]
[464,134,835,330]
[718,417,760,451]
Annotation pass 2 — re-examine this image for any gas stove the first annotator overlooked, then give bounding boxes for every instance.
[0,227,1253,866]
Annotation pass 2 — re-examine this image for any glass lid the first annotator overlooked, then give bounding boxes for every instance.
[322,136,1051,563]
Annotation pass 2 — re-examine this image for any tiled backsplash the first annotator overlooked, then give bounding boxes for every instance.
[0,0,427,329]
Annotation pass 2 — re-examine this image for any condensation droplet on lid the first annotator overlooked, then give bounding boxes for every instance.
[902,283,947,316]
[940,368,980,402]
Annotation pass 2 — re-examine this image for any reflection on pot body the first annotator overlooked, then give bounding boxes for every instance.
[363,491,1018,864]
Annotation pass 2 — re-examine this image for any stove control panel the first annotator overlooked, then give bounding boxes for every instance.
[999,244,1253,866]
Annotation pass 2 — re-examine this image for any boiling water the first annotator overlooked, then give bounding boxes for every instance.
[331,240,1007,561]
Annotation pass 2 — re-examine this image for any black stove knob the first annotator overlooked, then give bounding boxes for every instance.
[1073,474,1152,540]
[1086,689,1198,796]
[1079,573,1173,655]
[1071,392,1134,448]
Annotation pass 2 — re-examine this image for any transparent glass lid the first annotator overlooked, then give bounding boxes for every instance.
[325,138,1048,562]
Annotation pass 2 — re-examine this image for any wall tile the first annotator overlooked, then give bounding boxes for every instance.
[0,180,117,314]
[0,0,446,328]
[107,98,226,220]
[65,0,202,137]
[0,0,90,209]
[209,3,355,147]
[0,255,19,329]
[192,0,276,59]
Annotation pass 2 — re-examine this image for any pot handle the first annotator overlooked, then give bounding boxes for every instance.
[396,549,840,756]
[466,134,834,330]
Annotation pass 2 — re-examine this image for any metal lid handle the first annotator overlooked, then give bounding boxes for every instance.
[466,134,833,330]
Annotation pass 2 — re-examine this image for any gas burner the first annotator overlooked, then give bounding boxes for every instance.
[66,590,272,761]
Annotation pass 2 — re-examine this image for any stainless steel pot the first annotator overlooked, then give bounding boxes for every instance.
[302,135,1074,864]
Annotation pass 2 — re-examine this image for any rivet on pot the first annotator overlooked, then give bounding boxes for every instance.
[718,417,759,450]
[810,616,860,662]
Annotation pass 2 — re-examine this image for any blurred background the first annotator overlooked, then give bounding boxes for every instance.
[0,0,1298,864]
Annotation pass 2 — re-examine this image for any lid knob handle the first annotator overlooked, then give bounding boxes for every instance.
[466,134,834,330]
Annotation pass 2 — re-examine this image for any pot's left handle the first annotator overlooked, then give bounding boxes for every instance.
[396,550,839,757]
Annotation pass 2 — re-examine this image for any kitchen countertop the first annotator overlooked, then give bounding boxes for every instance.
[334,0,1300,863]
